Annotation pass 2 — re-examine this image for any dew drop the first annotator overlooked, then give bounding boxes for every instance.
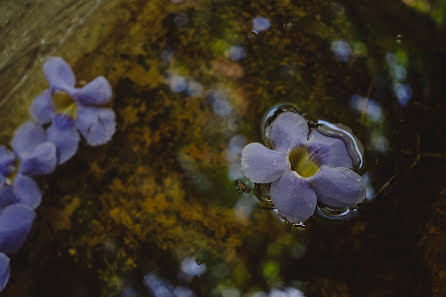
[261,103,301,148]
[316,120,365,171]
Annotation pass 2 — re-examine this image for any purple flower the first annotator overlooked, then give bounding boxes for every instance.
[241,112,365,222]
[29,57,115,164]
[0,252,10,292]
[0,204,36,254]
[0,121,58,210]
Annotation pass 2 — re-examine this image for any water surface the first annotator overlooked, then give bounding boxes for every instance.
[0,0,445,296]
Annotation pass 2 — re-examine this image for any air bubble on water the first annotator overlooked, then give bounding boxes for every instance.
[316,204,358,220]
[261,103,301,148]
[316,120,365,171]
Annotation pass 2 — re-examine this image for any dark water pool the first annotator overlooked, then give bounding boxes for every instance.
[0,0,445,296]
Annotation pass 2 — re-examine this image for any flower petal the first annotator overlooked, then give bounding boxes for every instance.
[73,76,112,105]
[18,142,57,176]
[306,129,353,168]
[270,170,317,222]
[12,175,41,209]
[47,116,80,165]
[265,112,308,153]
[76,105,116,146]
[29,89,54,124]
[11,121,46,156]
[0,146,15,177]
[309,166,365,208]
[0,252,10,292]
[0,204,36,254]
[241,142,289,183]
[43,57,76,92]
[0,187,18,210]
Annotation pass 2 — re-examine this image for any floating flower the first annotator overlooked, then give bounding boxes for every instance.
[241,112,365,222]
[0,121,58,210]
[29,57,115,164]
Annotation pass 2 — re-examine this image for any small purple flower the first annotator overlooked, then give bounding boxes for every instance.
[0,121,58,210]
[29,57,115,164]
[241,112,365,222]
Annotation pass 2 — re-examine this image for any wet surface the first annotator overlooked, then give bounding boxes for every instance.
[0,0,446,296]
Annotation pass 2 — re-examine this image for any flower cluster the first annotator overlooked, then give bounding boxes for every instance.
[0,57,115,291]
[241,111,365,223]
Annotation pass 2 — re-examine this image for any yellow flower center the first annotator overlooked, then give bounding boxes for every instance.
[288,147,320,178]
[53,91,77,119]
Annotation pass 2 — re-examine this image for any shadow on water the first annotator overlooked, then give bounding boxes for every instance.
[0,0,445,296]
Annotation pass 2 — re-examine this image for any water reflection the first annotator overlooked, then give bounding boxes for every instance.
[386,52,412,106]
[226,135,246,180]
[370,133,389,153]
[207,88,233,118]
[168,75,188,93]
[144,274,175,297]
[2,0,443,295]
[187,80,204,98]
[251,287,305,297]
[174,13,189,27]
[252,17,271,34]
[330,40,351,63]
[361,172,375,200]
[174,286,195,297]
[220,287,240,297]
[177,152,211,192]
[180,257,206,277]
[234,193,257,220]
[393,83,412,106]
[121,287,137,297]
[349,95,383,123]
[161,47,175,62]
[226,46,246,61]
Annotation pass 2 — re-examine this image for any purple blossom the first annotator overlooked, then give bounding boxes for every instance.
[0,252,10,292]
[0,121,59,210]
[241,112,365,222]
[0,56,115,292]
[0,123,48,290]
[29,57,115,164]
[0,204,36,254]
